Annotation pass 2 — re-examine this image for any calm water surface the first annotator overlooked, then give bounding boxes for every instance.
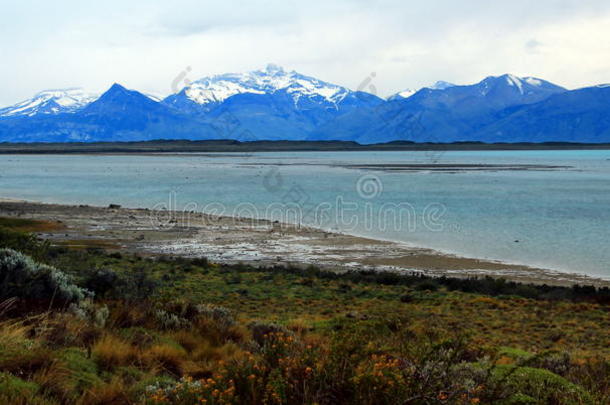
[1,150,609,279]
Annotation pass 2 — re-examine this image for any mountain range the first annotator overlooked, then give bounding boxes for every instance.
[1,65,609,144]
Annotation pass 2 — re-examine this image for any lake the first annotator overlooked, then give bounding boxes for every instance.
[1,150,609,279]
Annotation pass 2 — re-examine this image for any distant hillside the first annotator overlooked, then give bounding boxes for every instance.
[1,139,610,154]
[1,67,610,144]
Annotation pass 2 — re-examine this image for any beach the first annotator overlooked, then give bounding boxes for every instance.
[1,198,606,287]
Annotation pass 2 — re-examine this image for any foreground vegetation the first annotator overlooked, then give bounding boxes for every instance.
[0,217,609,404]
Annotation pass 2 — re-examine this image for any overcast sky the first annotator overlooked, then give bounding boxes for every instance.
[2,0,610,105]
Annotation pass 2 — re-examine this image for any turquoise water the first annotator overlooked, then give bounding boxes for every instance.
[1,150,609,279]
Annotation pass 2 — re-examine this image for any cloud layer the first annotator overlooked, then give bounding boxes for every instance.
[2,0,610,105]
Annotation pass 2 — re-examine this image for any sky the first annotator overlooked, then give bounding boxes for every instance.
[2,0,610,106]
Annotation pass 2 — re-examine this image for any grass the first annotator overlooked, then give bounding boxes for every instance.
[54,239,123,250]
[0,217,64,233]
[0,218,609,403]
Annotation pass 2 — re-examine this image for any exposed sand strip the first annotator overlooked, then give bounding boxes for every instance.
[0,200,607,287]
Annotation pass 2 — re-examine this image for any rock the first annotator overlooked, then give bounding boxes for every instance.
[108,204,121,209]
[345,311,369,320]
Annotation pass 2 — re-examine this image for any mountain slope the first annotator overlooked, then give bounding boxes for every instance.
[0,84,219,142]
[163,64,384,140]
[474,85,610,143]
[312,74,567,143]
[2,71,610,144]
[0,88,98,118]
[387,89,416,101]
[388,81,456,101]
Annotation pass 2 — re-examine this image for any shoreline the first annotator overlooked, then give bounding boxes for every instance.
[1,198,608,287]
[2,140,610,155]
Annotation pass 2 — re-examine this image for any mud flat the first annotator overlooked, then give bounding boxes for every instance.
[0,199,607,287]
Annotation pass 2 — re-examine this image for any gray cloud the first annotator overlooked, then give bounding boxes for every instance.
[2,0,610,105]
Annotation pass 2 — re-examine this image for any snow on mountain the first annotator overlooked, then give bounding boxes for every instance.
[503,74,550,93]
[387,89,416,101]
[388,81,457,101]
[165,64,351,110]
[427,80,455,90]
[476,74,564,98]
[312,73,568,144]
[0,88,98,118]
[142,92,164,102]
[6,70,608,144]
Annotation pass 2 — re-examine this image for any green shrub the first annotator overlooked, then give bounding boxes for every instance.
[0,372,40,401]
[491,365,592,404]
[0,226,49,261]
[414,280,439,291]
[84,268,118,298]
[114,266,159,301]
[56,348,102,395]
[0,249,91,308]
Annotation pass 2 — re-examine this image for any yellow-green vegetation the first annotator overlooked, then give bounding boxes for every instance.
[0,218,609,404]
[0,217,64,233]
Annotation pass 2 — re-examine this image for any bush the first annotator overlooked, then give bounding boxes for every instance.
[115,266,159,302]
[196,304,235,331]
[0,226,49,261]
[0,249,91,308]
[69,301,110,328]
[490,366,593,404]
[248,321,291,347]
[190,257,209,268]
[84,269,119,298]
[153,310,189,331]
[399,293,413,303]
[414,280,439,291]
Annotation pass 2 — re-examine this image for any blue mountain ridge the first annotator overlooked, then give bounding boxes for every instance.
[1,69,609,144]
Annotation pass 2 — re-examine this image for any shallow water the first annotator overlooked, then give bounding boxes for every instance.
[1,150,609,279]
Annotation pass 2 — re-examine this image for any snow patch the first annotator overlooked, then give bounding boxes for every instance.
[427,81,456,90]
[524,77,542,86]
[506,74,524,94]
[388,89,416,100]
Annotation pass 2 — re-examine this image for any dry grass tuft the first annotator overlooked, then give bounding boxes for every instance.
[76,376,129,405]
[32,360,73,402]
[286,318,312,335]
[0,319,54,377]
[38,313,101,349]
[170,330,204,353]
[91,335,138,371]
[141,343,187,377]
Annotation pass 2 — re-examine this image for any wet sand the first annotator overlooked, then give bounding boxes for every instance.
[0,199,607,287]
[240,162,573,172]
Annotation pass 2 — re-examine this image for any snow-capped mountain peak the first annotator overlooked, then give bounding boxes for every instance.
[477,74,565,97]
[171,64,349,109]
[0,88,98,118]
